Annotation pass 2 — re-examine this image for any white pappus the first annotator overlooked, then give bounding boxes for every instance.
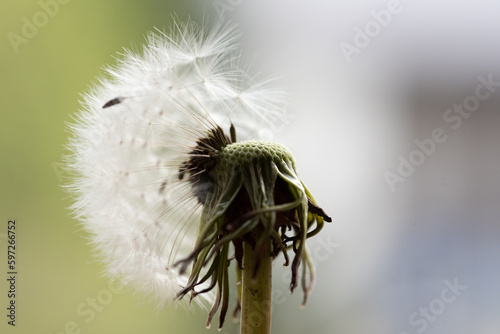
[66,19,286,306]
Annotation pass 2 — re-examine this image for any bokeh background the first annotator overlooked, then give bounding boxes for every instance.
[2,1,500,333]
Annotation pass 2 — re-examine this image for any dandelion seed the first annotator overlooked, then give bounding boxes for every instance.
[66,19,331,331]
[102,96,126,109]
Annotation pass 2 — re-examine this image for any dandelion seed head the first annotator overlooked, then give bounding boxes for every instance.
[66,19,287,307]
[66,19,332,328]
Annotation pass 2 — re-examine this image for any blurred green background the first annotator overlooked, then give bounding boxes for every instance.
[0,1,244,333]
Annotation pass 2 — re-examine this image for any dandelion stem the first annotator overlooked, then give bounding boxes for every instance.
[240,242,272,334]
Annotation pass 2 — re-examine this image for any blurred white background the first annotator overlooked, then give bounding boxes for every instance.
[223,0,500,333]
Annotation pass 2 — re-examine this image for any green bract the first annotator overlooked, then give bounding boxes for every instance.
[176,127,330,329]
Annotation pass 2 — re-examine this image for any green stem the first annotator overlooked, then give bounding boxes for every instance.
[240,242,272,334]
